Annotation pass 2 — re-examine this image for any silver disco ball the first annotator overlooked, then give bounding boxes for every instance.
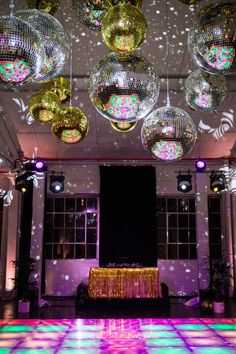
[16,9,69,83]
[185,69,227,112]
[188,2,236,75]
[141,106,197,161]
[89,52,160,123]
[72,0,111,31]
[0,16,44,85]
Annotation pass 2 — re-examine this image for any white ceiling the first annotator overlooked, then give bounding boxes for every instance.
[0,0,235,168]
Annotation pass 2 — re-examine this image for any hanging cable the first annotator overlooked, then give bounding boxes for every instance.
[9,0,14,16]
[165,1,170,107]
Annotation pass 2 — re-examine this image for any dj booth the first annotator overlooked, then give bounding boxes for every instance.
[88,267,161,299]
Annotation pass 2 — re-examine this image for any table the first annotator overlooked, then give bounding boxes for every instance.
[88,267,160,299]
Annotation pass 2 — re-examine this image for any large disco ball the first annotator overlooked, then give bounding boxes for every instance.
[16,9,69,83]
[188,2,236,75]
[72,0,112,31]
[29,91,61,123]
[89,52,160,123]
[185,69,227,112]
[102,3,147,54]
[52,107,89,144]
[41,77,73,103]
[0,16,44,85]
[141,106,197,161]
[27,0,60,15]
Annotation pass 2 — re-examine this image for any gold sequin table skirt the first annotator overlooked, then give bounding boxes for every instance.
[88,267,160,299]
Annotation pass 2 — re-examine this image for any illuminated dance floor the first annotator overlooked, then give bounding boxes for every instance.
[0,318,236,353]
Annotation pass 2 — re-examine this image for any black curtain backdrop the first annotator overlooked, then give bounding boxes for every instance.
[99,166,157,267]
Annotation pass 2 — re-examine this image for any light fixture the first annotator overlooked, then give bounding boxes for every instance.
[24,160,47,172]
[15,171,34,193]
[49,174,64,193]
[177,173,192,193]
[195,159,206,172]
[210,171,225,193]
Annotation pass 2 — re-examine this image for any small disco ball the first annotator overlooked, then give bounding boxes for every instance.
[89,52,160,123]
[72,0,112,31]
[52,107,89,144]
[110,120,137,132]
[141,106,197,161]
[27,0,60,15]
[178,0,202,4]
[0,16,44,85]
[111,0,142,7]
[16,9,69,83]
[28,91,61,123]
[41,77,73,104]
[185,69,227,112]
[188,2,236,75]
[102,3,147,54]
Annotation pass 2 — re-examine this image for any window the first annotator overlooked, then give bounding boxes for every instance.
[156,197,197,260]
[44,196,99,259]
[0,197,3,256]
[208,195,222,259]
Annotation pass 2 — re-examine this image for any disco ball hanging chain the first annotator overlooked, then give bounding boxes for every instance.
[141,1,197,162]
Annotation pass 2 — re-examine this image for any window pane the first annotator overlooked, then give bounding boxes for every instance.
[87,213,97,227]
[168,244,178,259]
[87,229,97,243]
[209,213,221,228]
[55,198,64,212]
[86,245,96,259]
[190,245,197,259]
[179,244,189,259]
[54,229,65,243]
[76,198,86,212]
[210,244,222,259]
[87,198,97,211]
[209,197,221,212]
[64,244,74,259]
[158,245,167,259]
[178,214,188,228]
[168,214,177,228]
[169,229,177,243]
[157,229,167,243]
[167,198,177,212]
[76,229,85,243]
[178,198,189,212]
[45,198,53,212]
[53,244,63,259]
[54,214,64,228]
[189,198,195,212]
[65,198,75,212]
[209,228,221,244]
[189,229,196,243]
[157,198,166,212]
[65,229,75,243]
[65,214,75,228]
[75,244,85,259]
[44,244,52,259]
[179,229,189,243]
[157,214,166,228]
[76,213,85,228]
[44,214,54,237]
[189,214,196,228]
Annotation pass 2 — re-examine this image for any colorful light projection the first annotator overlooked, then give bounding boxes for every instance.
[0,318,236,353]
[89,52,160,123]
[188,3,236,75]
[141,106,197,161]
[0,16,44,85]
[185,69,227,112]
[102,3,147,54]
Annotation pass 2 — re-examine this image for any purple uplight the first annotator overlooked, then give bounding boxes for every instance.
[195,159,206,172]
[34,160,47,172]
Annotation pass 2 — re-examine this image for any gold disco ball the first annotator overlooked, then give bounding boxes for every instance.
[111,0,142,7]
[110,120,137,132]
[52,107,89,144]
[178,0,202,4]
[102,3,147,54]
[29,91,61,123]
[27,0,60,15]
[41,77,73,104]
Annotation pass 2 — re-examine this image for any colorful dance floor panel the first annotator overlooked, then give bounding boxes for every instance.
[0,318,236,353]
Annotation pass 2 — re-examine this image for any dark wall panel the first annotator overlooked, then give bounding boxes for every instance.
[99,166,156,267]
